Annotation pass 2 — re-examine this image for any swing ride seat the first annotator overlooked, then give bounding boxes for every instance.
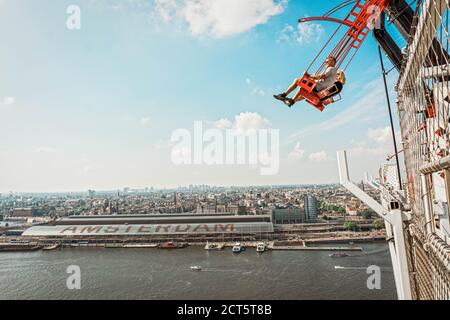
[291,0,389,111]
[296,74,325,111]
[297,75,342,111]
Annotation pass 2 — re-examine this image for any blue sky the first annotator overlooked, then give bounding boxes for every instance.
[0,0,404,192]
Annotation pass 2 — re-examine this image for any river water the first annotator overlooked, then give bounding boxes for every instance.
[0,242,396,300]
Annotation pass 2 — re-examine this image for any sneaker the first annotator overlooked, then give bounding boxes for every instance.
[283,98,295,107]
[273,93,287,101]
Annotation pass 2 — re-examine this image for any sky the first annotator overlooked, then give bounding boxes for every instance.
[0,0,406,192]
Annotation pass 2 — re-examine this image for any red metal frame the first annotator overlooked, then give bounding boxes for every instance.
[298,17,352,27]
[296,0,390,111]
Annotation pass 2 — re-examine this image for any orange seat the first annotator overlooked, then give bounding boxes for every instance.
[298,74,317,93]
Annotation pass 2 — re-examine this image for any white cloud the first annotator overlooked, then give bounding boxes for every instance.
[153,0,286,38]
[287,142,305,161]
[233,112,271,130]
[2,97,15,105]
[348,126,400,158]
[368,127,391,144]
[278,22,324,44]
[213,112,271,131]
[141,116,151,125]
[153,0,178,23]
[214,118,232,129]
[308,151,328,161]
[296,22,324,44]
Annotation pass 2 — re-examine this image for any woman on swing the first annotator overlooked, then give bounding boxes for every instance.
[274,56,345,107]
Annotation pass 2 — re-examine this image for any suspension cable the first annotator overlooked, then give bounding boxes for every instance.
[379,45,403,189]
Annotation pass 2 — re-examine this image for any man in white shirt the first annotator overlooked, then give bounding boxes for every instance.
[274,56,337,107]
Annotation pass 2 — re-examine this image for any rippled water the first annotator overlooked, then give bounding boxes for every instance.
[0,243,396,300]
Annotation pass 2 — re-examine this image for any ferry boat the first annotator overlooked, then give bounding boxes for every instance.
[104,243,122,248]
[232,242,245,253]
[190,266,202,271]
[123,244,158,248]
[204,242,221,250]
[256,242,266,253]
[329,253,351,258]
[42,244,59,251]
[0,244,42,252]
[159,241,187,249]
[78,241,89,247]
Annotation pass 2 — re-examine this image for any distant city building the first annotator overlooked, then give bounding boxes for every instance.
[304,195,318,221]
[88,189,96,198]
[23,213,274,237]
[227,205,239,214]
[345,205,359,216]
[216,204,226,213]
[11,208,33,218]
[271,208,305,224]
[237,205,247,215]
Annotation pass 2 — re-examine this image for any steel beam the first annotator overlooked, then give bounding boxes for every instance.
[337,151,393,224]
[337,150,412,300]
[420,155,450,174]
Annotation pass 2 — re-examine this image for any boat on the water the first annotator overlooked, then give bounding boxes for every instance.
[123,244,158,248]
[42,244,59,251]
[104,243,122,248]
[190,266,202,271]
[78,241,89,247]
[204,242,221,250]
[0,244,42,252]
[256,242,267,253]
[159,241,187,249]
[232,242,245,253]
[329,253,351,258]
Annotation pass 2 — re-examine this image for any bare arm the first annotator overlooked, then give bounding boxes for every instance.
[309,67,331,80]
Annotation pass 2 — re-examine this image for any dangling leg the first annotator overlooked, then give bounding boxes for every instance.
[274,77,300,101]
[292,88,305,102]
[285,77,301,96]
[281,88,304,107]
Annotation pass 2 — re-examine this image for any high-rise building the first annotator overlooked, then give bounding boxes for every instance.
[304,195,318,222]
[271,208,305,224]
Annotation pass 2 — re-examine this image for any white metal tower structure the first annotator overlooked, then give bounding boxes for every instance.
[396,0,450,299]
[338,0,450,300]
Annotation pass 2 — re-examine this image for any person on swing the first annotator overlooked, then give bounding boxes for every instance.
[274,56,339,107]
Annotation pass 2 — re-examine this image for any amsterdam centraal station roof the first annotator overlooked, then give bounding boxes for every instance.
[22,214,274,237]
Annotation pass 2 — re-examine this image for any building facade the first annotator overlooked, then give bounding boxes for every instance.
[271,209,305,224]
[304,195,318,221]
